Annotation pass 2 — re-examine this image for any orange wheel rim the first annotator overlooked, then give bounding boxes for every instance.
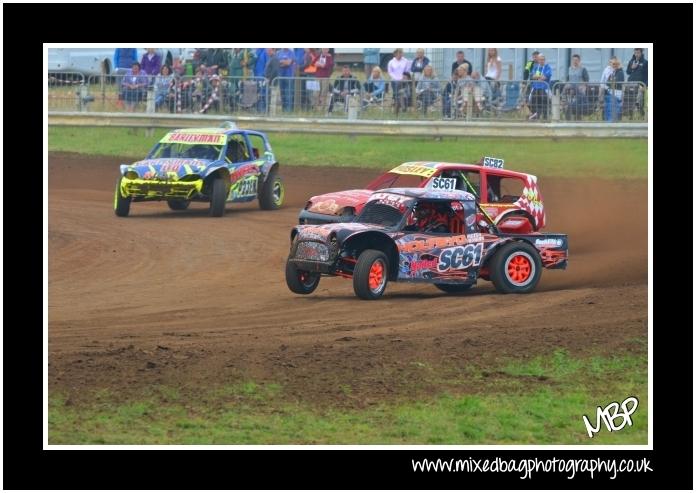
[507,254,532,283]
[368,260,385,291]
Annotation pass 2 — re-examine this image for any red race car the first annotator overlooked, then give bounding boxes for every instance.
[299,157,545,235]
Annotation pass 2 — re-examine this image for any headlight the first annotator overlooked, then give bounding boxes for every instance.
[124,170,138,179]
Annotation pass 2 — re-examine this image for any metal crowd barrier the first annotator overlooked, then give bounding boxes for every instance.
[48,72,91,111]
[47,73,648,123]
[551,81,647,122]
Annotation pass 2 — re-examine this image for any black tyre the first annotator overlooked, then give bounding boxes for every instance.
[285,260,321,295]
[489,242,542,294]
[434,283,473,294]
[209,178,228,217]
[113,177,131,217]
[167,199,190,211]
[259,170,284,210]
[353,249,389,300]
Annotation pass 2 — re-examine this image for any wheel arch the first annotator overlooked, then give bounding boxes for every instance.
[495,208,537,232]
[481,237,538,269]
[202,166,230,194]
[342,231,400,280]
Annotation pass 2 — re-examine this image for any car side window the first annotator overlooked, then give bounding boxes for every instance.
[488,176,525,203]
[226,135,250,163]
[457,170,480,196]
[246,134,267,161]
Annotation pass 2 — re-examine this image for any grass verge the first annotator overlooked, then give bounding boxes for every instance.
[48,126,647,179]
[49,347,647,445]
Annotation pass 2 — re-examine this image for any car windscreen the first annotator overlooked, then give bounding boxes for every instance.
[356,196,413,228]
[366,172,426,190]
[149,143,223,160]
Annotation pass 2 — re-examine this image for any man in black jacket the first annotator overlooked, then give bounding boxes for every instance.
[451,50,472,76]
[625,48,648,119]
[328,65,361,113]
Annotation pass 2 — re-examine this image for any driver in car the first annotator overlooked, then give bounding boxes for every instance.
[406,203,450,233]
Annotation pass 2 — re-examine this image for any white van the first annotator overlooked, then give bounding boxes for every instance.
[48,48,194,76]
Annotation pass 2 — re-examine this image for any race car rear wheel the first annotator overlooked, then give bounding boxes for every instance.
[353,250,389,300]
[434,283,473,294]
[114,177,131,217]
[167,199,190,211]
[259,170,284,210]
[285,260,321,295]
[489,242,542,294]
[209,178,228,217]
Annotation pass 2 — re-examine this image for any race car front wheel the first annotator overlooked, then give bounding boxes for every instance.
[114,177,131,217]
[167,199,190,211]
[353,250,389,300]
[434,283,473,294]
[489,242,542,294]
[209,178,228,217]
[285,260,321,295]
[259,171,284,210]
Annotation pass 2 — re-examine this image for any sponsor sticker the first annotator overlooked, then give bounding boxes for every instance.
[161,132,227,145]
[390,163,439,178]
[534,238,564,247]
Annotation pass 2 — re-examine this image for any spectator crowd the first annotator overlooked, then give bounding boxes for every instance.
[109,48,648,121]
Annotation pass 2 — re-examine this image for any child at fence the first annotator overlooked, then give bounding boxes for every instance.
[441,71,459,119]
[394,72,413,116]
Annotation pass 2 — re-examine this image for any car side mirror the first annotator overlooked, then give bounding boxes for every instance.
[252,147,260,159]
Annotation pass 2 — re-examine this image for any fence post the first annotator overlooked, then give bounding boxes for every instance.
[78,84,88,112]
[551,89,560,122]
[347,94,359,120]
[269,82,279,116]
[466,91,473,121]
[146,88,155,113]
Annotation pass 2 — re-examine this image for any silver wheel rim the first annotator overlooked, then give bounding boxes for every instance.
[272,180,283,203]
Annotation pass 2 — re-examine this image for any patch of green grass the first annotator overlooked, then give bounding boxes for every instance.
[48,126,647,179]
[49,348,648,445]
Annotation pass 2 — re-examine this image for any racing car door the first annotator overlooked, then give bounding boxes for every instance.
[396,200,481,283]
[226,133,260,202]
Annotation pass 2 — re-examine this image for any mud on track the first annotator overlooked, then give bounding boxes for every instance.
[48,153,648,407]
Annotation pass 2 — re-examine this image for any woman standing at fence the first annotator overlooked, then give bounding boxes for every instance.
[601,56,624,122]
[484,48,502,104]
[315,48,334,107]
[410,49,430,81]
[388,49,410,102]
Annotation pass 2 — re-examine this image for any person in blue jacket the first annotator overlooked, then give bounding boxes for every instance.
[114,48,138,74]
[528,53,552,120]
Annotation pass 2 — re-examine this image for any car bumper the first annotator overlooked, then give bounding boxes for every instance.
[298,209,355,225]
[121,177,203,200]
[287,258,335,274]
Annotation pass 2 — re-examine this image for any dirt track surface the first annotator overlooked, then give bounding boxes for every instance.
[49,153,648,407]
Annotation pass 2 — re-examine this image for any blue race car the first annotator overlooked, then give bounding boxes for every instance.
[114,122,284,217]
